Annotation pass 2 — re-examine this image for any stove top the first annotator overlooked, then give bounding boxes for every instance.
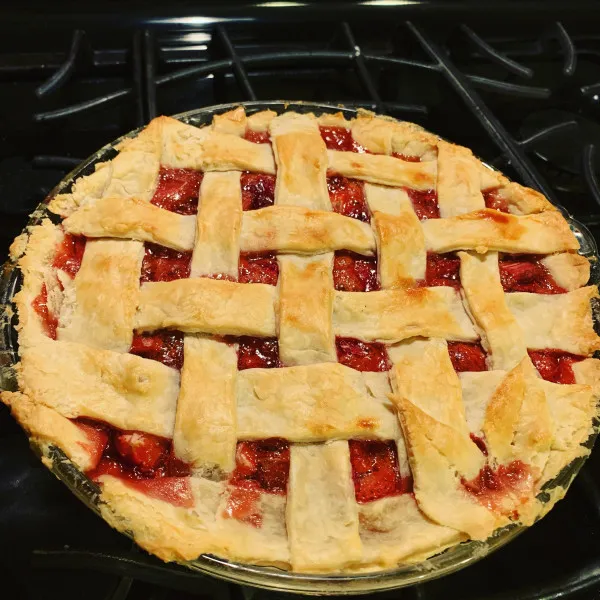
[1,4,600,599]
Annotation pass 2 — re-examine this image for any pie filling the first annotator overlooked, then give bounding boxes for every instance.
[327,175,370,222]
[74,416,190,479]
[499,255,566,294]
[336,337,391,372]
[425,252,460,289]
[469,433,489,456]
[241,173,276,210]
[151,166,203,215]
[349,440,412,504]
[244,129,271,144]
[32,284,58,339]
[483,188,509,213]
[52,233,86,278]
[333,251,379,292]
[462,460,532,514]
[407,188,440,220]
[130,330,185,370]
[319,126,366,153]
[528,349,584,384]
[224,439,290,527]
[140,243,192,283]
[447,342,487,372]
[238,252,279,285]
[237,337,282,370]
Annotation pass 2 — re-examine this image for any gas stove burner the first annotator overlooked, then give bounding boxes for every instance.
[520,109,600,178]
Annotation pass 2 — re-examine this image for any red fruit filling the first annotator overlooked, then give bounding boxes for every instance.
[333,251,379,292]
[319,126,366,152]
[244,129,271,144]
[392,153,421,162]
[32,283,58,339]
[336,337,391,372]
[499,256,566,294]
[225,439,291,527]
[238,252,279,285]
[406,188,439,220]
[483,189,509,213]
[74,418,192,508]
[425,252,461,289]
[52,234,86,278]
[140,243,191,283]
[462,460,532,513]
[349,440,412,504]
[130,330,184,370]
[528,349,585,384]
[237,337,282,370]
[447,342,487,372]
[327,175,370,222]
[241,173,276,210]
[470,433,489,456]
[151,166,203,215]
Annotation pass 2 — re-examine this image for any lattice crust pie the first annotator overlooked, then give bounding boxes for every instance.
[3,107,600,573]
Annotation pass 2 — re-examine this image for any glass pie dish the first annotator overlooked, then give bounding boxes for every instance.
[0,101,598,594]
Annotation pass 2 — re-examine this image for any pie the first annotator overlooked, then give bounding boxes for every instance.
[2,106,600,574]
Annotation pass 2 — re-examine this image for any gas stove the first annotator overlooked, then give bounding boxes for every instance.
[1,3,600,599]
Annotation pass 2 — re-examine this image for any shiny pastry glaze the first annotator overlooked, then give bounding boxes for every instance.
[407,188,440,220]
[52,233,86,277]
[336,337,391,372]
[238,252,279,285]
[151,166,203,215]
[32,284,58,339]
[237,337,282,370]
[499,255,566,294]
[448,342,487,372]
[425,252,461,289]
[333,251,379,292]
[140,243,192,283]
[130,330,185,370]
[528,349,584,384]
[241,173,276,210]
[483,188,509,213]
[319,126,366,152]
[244,129,271,144]
[462,460,531,513]
[225,439,290,527]
[349,440,412,504]
[74,418,193,507]
[327,175,370,222]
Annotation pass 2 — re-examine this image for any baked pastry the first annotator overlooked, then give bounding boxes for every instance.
[3,105,600,574]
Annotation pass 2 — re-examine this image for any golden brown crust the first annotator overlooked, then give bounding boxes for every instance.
[173,336,238,475]
[63,196,196,251]
[333,286,478,343]
[423,209,579,254]
[58,239,144,353]
[135,278,277,336]
[190,171,242,278]
[1,391,96,471]
[277,254,337,365]
[240,206,376,255]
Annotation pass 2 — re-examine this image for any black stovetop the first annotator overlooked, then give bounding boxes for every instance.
[1,4,600,599]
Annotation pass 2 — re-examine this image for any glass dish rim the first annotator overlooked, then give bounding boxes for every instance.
[0,100,598,595]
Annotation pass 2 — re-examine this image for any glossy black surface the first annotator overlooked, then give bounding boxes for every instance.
[2,6,600,599]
